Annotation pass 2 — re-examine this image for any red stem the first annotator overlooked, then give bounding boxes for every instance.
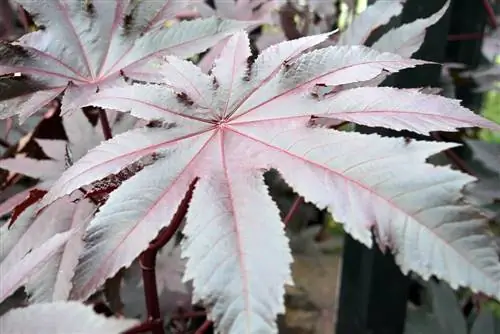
[283,196,303,226]
[194,320,212,334]
[99,110,113,140]
[482,0,498,29]
[431,133,475,176]
[17,5,29,32]
[138,178,198,334]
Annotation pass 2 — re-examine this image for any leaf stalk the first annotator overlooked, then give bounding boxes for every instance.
[138,178,199,334]
[99,110,113,140]
[283,196,303,226]
[481,0,498,29]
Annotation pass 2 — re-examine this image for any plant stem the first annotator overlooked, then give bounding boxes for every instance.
[17,5,29,32]
[194,320,212,334]
[482,0,498,29]
[99,110,113,140]
[139,178,198,334]
[283,196,303,226]
[279,3,303,40]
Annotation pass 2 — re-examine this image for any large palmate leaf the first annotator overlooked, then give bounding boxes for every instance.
[0,111,98,184]
[369,0,450,57]
[0,109,136,218]
[0,110,136,305]
[0,0,251,121]
[39,32,500,333]
[0,301,139,333]
[338,0,450,58]
[253,0,449,60]
[0,195,96,304]
[334,0,450,89]
[120,240,192,321]
[0,109,137,185]
[0,229,74,304]
[337,0,405,46]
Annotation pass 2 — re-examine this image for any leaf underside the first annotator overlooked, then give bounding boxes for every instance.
[0,0,251,121]
[0,1,497,333]
[32,28,500,333]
